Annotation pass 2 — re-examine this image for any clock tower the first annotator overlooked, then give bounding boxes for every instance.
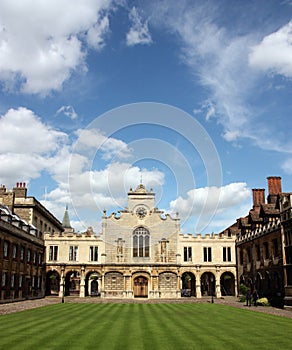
[127,183,155,215]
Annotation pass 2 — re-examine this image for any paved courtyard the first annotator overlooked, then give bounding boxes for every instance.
[1,296,292,318]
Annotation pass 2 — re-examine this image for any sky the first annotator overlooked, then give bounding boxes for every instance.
[0,0,292,234]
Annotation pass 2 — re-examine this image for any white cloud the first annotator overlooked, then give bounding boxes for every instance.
[0,0,114,94]
[126,7,152,46]
[0,107,68,187]
[148,2,292,154]
[74,128,132,160]
[249,21,292,78]
[56,105,78,120]
[0,107,67,154]
[170,182,251,232]
[67,162,164,208]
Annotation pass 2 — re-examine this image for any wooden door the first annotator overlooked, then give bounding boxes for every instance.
[134,276,148,297]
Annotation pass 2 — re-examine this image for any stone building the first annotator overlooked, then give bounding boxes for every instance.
[45,184,237,299]
[0,183,63,302]
[221,176,292,308]
[279,192,292,308]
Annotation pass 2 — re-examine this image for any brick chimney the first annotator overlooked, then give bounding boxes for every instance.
[252,189,265,210]
[267,176,282,204]
[13,182,27,198]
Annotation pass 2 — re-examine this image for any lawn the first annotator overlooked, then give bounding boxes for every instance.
[0,303,291,350]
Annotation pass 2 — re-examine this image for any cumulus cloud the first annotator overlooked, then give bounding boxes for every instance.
[170,182,251,231]
[0,107,68,187]
[126,7,152,46]
[0,0,114,94]
[249,21,292,78]
[0,105,165,230]
[0,107,67,154]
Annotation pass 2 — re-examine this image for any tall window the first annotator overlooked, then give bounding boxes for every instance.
[11,274,15,288]
[49,246,58,261]
[89,246,98,261]
[4,241,9,258]
[20,246,24,260]
[133,227,150,257]
[12,245,17,259]
[2,272,7,287]
[223,247,232,262]
[203,247,212,262]
[27,249,31,263]
[69,246,78,261]
[184,247,192,262]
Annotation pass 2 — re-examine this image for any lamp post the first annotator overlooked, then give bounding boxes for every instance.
[61,265,65,303]
[62,276,65,303]
[210,275,214,304]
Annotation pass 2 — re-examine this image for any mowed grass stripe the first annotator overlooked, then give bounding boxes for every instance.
[28,303,107,350]
[0,304,73,347]
[0,303,118,350]
[0,303,292,350]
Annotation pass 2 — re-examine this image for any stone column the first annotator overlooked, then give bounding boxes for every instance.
[215,274,221,298]
[101,272,105,298]
[59,266,65,298]
[79,266,85,298]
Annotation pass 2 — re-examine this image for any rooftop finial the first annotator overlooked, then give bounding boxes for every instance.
[62,205,72,229]
[140,173,143,185]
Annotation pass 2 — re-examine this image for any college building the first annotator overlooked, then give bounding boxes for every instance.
[45,184,237,299]
[1,177,291,308]
[221,177,292,308]
[0,183,63,302]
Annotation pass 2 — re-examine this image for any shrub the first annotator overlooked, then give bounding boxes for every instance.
[239,284,249,296]
[256,297,269,306]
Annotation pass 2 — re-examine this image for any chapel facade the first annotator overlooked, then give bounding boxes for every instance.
[45,184,237,299]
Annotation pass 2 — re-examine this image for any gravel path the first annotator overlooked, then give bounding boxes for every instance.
[1,296,292,318]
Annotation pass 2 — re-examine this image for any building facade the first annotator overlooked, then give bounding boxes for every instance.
[280,192,292,307]
[0,183,63,303]
[222,177,292,308]
[45,184,237,299]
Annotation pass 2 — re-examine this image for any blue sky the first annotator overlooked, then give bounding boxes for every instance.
[0,0,292,234]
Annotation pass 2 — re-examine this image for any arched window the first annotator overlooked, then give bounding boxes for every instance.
[133,227,150,257]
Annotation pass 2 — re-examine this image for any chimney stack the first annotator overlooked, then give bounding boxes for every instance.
[0,185,6,195]
[252,189,265,210]
[267,176,282,204]
[13,182,27,198]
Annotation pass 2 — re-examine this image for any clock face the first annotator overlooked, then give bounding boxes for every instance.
[136,206,147,218]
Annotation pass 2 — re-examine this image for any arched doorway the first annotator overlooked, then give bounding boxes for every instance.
[201,272,215,296]
[181,272,196,297]
[134,276,148,298]
[65,271,80,296]
[220,272,235,296]
[85,272,100,296]
[45,270,60,296]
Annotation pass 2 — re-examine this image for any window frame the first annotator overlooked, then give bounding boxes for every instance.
[133,227,150,258]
